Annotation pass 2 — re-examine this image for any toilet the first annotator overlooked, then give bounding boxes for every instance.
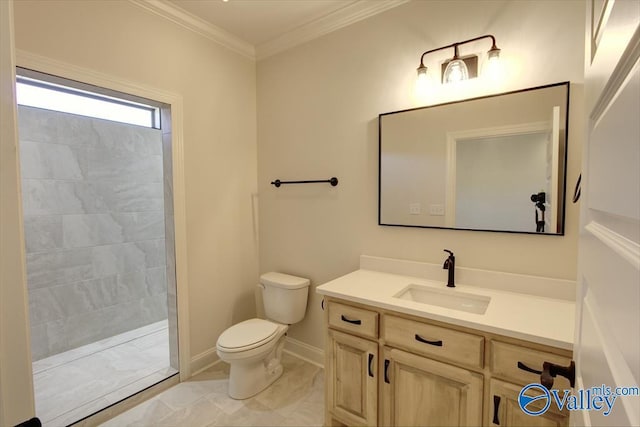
[216,272,310,399]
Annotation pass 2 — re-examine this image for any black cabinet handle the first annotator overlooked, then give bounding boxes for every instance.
[493,395,501,425]
[341,315,361,325]
[321,298,325,311]
[384,359,390,383]
[415,334,443,346]
[368,353,374,377]
[517,361,542,375]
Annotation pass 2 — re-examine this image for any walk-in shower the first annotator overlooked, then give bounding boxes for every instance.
[17,70,179,426]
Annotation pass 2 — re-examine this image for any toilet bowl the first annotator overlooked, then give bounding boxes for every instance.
[216,272,310,399]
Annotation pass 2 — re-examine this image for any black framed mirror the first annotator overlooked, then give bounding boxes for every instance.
[378,82,570,234]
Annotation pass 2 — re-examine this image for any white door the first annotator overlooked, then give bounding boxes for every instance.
[574,1,640,426]
[0,0,36,425]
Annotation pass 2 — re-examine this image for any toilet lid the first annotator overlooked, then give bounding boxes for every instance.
[217,318,279,351]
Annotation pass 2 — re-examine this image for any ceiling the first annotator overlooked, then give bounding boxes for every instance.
[148,0,409,59]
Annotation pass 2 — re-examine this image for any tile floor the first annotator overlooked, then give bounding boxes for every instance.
[33,320,177,427]
[101,353,325,427]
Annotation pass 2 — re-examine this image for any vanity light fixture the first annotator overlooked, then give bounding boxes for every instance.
[417,34,501,85]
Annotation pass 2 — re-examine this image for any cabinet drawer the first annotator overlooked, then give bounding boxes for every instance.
[328,301,378,339]
[490,341,572,389]
[383,315,484,369]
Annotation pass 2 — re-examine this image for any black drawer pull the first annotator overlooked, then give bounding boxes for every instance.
[368,353,374,377]
[341,315,362,325]
[415,334,443,346]
[517,361,542,375]
[493,395,501,425]
[384,359,390,383]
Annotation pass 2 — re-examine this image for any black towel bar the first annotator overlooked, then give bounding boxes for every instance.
[271,177,338,187]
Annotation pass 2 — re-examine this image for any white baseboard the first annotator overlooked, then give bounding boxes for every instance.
[189,347,221,376]
[284,336,324,368]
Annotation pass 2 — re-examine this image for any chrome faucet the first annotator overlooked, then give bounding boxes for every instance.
[443,249,455,288]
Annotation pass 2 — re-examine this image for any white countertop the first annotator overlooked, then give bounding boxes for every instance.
[316,268,575,350]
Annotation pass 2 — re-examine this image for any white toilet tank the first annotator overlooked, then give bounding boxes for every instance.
[260,272,310,324]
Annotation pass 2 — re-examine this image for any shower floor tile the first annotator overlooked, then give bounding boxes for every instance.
[101,352,324,427]
[33,320,177,427]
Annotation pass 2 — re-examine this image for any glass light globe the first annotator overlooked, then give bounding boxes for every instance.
[415,64,433,97]
[485,49,503,81]
[443,59,469,83]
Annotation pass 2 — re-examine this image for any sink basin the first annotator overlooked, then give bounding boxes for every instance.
[393,284,490,315]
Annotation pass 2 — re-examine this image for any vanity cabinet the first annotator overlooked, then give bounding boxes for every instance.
[323,297,572,427]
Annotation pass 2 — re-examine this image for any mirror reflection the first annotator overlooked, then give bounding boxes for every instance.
[379,82,569,234]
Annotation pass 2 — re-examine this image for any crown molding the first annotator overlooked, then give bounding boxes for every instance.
[128,0,255,60]
[129,0,409,62]
[256,0,410,60]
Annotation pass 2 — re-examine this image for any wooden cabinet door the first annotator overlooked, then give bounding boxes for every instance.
[326,329,378,426]
[489,379,568,427]
[381,347,483,427]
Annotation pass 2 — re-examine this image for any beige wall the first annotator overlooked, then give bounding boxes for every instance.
[257,0,585,349]
[1,1,35,424]
[13,0,258,361]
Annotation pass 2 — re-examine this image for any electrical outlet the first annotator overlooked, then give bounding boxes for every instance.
[409,203,421,215]
[429,204,445,216]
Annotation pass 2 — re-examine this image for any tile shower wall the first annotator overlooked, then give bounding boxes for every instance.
[18,105,168,361]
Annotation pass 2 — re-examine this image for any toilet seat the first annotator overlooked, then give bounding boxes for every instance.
[217,318,279,353]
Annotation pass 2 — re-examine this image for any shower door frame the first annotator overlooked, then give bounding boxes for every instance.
[15,50,192,381]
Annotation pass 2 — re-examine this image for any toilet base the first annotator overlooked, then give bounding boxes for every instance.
[229,358,283,400]
[227,338,286,400]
